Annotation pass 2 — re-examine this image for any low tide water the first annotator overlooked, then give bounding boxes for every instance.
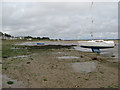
[57,56,79,59]
[8,55,30,59]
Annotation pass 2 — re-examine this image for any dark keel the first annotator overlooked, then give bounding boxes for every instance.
[81,46,114,53]
[80,46,114,49]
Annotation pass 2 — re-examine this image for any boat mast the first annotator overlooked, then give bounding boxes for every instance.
[90,1,94,40]
[91,32,93,40]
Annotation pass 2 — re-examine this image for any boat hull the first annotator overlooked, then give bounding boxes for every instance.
[78,40,114,49]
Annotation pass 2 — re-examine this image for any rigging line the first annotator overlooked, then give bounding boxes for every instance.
[91,2,94,8]
[90,1,94,40]
[90,1,94,22]
[80,2,94,34]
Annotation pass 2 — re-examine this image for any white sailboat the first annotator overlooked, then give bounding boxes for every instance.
[78,32,115,53]
[78,40,114,49]
[78,2,115,53]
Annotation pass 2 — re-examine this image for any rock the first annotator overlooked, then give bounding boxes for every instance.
[4,68,7,70]
[91,57,101,61]
[3,56,8,58]
[26,62,30,64]
[81,56,84,58]
[92,57,97,60]
[30,58,33,60]
[75,85,79,87]
[111,55,115,57]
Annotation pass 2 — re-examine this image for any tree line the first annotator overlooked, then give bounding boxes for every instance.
[0,32,62,41]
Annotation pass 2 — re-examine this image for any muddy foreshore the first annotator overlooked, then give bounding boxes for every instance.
[2,40,118,88]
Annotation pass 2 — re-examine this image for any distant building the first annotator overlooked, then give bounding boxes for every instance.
[0,33,25,40]
[17,36,25,40]
[2,34,10,40]
[27,38,32,40]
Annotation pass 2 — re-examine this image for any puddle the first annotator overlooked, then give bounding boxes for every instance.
[15,42,77,46]
[74,46,92,52]
[2,74,26,88]
[52,52,68,56]
[100,45,118,58]
[9,55,30,59]
[72,62,97,73]
[45,42,77,45]
[57,56,79,59]
[11,47,21,49]
[11,47,27,49]
[14,42,40,46]
[51,52,63,54]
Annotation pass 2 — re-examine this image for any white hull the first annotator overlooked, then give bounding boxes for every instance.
[78,40,114,48]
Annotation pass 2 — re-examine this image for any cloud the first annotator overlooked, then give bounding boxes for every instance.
[2,2,118,39]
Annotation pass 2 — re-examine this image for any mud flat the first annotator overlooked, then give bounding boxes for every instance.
[2,40,118,88]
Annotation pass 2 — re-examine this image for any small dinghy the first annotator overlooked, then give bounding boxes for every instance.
[78,40,115,53]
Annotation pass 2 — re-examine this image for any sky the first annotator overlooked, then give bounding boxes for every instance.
[2,2,118,40]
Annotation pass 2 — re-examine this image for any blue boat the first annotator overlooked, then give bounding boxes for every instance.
[37,43,44,45]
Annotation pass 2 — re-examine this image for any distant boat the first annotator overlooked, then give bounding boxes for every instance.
[78,40,114,53]
[37,43,44,45]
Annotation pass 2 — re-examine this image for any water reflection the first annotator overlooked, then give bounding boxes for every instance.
[57,56,79,59]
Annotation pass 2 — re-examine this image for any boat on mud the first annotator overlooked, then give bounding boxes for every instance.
[78,40,115,53]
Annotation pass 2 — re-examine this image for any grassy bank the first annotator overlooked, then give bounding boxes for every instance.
[2,40,30,58]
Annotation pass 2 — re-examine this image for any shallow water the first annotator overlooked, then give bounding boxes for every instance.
[15,42,77,46]
[100,44,118,58]
[11,47,27,49]
[51,52,63,54]
[45,42,77,45]
[2,74,26,88]
[57,56,79,59]
[9,55,30,59]
[11,47,21,49]
[15,42,38,46]
[72,62,97,73]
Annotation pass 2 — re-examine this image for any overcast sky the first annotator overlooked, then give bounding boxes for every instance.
[2,2,118,40]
